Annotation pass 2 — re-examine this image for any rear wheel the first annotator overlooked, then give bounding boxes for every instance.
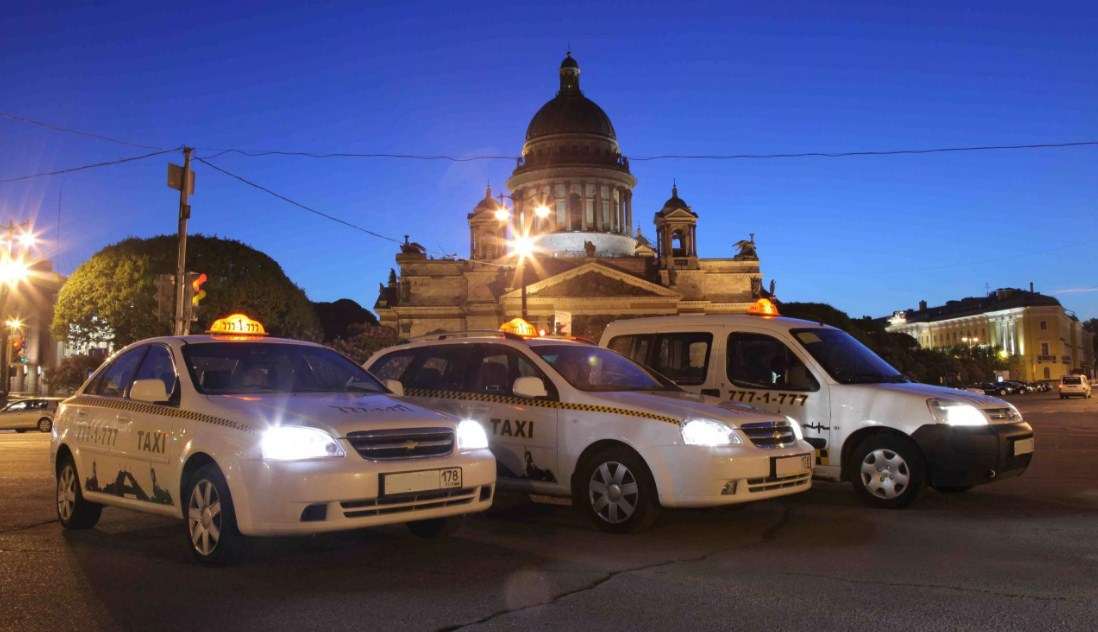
[37,417,52,433]
[183,463,246,565]
[573,445,660,533]
[851,435,925,509]
[406,516,462,538]
[56,455,101,529]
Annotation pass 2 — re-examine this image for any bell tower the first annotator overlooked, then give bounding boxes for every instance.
[468,185,507,261]
[654,183,698,268]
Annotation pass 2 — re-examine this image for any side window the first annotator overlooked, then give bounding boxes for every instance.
[406,346,471,392]
[651,332,711,385]
[132,345,178,400]
[470,346,513,395]
[4,401,27,412]
[607,334,654,367]
[369,351,416,382]
[727,333,819,392]
[92,347,149,398]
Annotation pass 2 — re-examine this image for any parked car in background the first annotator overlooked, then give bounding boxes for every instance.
[1003,380,1033,394]
[0,398,59,432]
[1058,375,1092,399]
[978,382,1011,397]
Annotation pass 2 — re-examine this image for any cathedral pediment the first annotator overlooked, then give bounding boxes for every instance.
[505,262,678,299]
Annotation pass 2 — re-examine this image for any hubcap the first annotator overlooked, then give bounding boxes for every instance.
[589,461,639,524]
[860,448,910,499]
[187,479,222,556]
[57,465,76,521]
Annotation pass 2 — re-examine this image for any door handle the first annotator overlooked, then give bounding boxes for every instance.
[74,409,88,417]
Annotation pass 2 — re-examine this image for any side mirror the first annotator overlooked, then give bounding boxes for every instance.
[513,376,548,399]
[384,379,405,397]
[130,379,170,404]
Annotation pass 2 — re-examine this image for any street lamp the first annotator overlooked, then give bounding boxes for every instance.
[0,220,40,399]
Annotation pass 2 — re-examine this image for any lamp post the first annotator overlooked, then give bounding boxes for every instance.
[493,195,550,322]
[0,221,36,399]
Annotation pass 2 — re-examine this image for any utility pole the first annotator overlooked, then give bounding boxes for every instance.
[170,147,194,335]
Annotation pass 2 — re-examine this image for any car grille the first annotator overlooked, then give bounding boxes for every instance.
[340,487,478,518]
[739,420,798,449]
[345,428,454,460]
[746,473,811,493]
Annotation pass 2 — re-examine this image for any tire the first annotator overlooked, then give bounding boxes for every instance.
[406,516,463,538]
[182,463,246,565]
[572,445,660,533]
[56,455,102,529]
[37,418,52,433]
[932,485,972,494]
[15,429,26,433]
[851,434,925,509]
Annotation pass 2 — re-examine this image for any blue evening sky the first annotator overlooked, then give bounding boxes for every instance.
[1,1,1095,319]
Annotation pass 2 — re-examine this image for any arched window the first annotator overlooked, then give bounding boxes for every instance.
[671,230,685,257]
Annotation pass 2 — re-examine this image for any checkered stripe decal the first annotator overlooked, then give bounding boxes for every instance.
[405,388,682,426]
[67,395,253,432]
[815,448,830,466]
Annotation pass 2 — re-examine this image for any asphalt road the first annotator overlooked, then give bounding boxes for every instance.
[1,393,1095,632]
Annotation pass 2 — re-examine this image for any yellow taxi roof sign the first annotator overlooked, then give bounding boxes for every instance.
[499,317,538,337]
[746,298,780,317]
[208,313,267,336]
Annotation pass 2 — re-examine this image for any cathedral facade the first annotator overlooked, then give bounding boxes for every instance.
[375,54,764,340]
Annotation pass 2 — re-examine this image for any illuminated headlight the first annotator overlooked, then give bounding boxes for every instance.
[456,419,490,450]
[786,416,805,441]
[681,418,743,447]
[926,399,988,427]
[260,426,345,460]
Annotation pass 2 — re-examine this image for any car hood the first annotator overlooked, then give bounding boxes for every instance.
[204,392,456,436]
[583,389,781,426]
[864,382,1011,408]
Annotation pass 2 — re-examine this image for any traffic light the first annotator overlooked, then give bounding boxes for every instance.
[191,272,208,306]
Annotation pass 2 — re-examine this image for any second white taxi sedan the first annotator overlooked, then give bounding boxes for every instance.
[366,332,815,533]
[51,315,495,564]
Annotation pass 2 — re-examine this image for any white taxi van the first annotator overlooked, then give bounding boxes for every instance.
[1058,374,1091,399]
[51,314,495,564]
[601,300,1036,508]
[365,331,815,533]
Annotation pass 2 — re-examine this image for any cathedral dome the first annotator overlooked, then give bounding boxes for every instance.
[524,54,617,142]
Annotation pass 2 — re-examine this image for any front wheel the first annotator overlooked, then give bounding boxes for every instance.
[38,418,52,433]
[573,445,660,533]
[851,435,925,509]
[56,456,102,529]
[183,463,247,565]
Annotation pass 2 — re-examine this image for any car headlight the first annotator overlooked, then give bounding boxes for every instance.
[260,426,345,461]
[681,418,743,446]
[926,399,988,426]
[786,416,805,441]
[456,419,490,450]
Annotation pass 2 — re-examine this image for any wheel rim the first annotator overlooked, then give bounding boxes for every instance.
[39,419,51,432]
[187,479,222,556]
[589,461,639,524]
[57,465,76,521]
[860,448,910,499]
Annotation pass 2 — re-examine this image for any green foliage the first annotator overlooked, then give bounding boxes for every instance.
[330,324,402,365]
[313,298,379,342]
[45,353,104,395]
[52,235,322,348]
[781,301,1009,385]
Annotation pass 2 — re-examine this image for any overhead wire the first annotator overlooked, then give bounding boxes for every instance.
[0,147,180,184]
[0,111,168,151]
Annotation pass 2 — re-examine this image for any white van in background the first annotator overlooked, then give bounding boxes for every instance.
[600,303,1036,508]
[1058,374,1091,399]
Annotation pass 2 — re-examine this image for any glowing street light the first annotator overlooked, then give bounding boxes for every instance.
[4,317,23,332]
[16,231,37,250]
[533,204,551,219]
[494,208,511,222]
[0,258,30,287]
[510,235,535,259]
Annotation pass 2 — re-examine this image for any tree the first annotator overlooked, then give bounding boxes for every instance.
[312,298,379,342]
[52,235,322,349]
[45,353,104,395]
[330,324,401,365]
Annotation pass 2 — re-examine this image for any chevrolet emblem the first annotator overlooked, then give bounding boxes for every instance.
[771,431,783,440]
[402,440,419,451]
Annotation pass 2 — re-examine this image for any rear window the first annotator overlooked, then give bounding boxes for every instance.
[1062,376,1082,385]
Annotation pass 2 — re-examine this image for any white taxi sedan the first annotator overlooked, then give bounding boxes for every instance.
[366,332,815,533]
[51,315,495,564]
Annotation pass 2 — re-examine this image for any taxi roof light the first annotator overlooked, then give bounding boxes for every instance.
[208,313,267,336]
[747,298,780,317]
[499,317,538,337]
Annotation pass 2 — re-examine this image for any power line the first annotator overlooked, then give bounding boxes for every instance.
[197,148,517,162]
[0,147,180,184]
[628,140,1098,161]
[0,111,168,151]
[195,157,402,244]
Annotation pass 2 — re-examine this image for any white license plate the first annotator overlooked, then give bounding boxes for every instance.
[775,454,812,478]
[383,468,462,495]
[1013,437,1035,456]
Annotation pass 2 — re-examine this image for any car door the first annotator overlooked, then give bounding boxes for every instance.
[725,330,833,464]
[75,346,148,504]
[0,400,32,430]
[126,343,183,508]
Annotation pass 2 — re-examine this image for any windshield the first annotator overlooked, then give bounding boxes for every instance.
[182,342,386,395]
[533,345,678,392]
[791,328,906,385]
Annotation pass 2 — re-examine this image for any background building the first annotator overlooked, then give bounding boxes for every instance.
[375,54,765,341]
[886,287,1095,381]
[5,260,66,396]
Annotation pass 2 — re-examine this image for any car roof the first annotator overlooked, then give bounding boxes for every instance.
[135,334,326,347]
[603,313,836,332]
[391,334,595,351]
